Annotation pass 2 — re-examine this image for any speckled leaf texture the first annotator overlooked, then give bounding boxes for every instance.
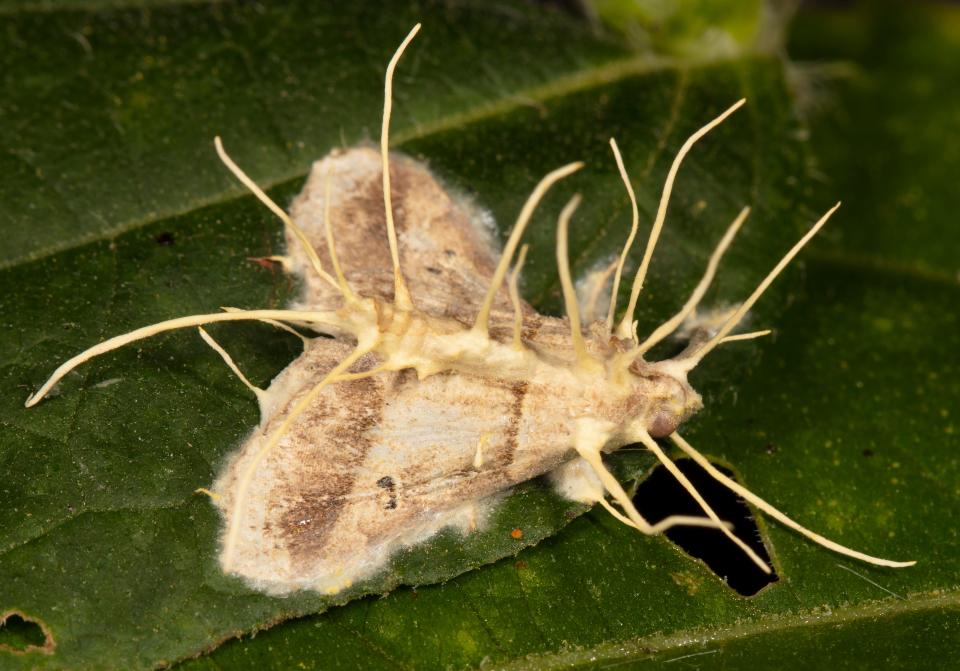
[0,1,956,669]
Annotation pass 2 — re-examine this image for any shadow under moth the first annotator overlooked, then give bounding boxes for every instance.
[25,24,914,596]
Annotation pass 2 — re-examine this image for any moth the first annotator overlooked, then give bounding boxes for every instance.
[26,24,914,595]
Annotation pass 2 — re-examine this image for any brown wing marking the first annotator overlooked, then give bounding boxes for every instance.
[286,147,520,324]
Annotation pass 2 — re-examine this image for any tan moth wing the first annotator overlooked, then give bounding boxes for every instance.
[287,147,523,326]
[213,338,588,595]
[214,149,602,594]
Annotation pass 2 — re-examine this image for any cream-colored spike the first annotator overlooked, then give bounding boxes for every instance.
[195,487,222,502]
[635,430,772,574]
[24,308,336,407]
[635,206,750,356]
[323,167,357,302]
[197,327,266,404]
[606,138,640,332]
[720,329,771,343]
[380,24,421,311]
[222,342,377,569]
[616,99,746,341]
[508,244,530,351]
[221,306,312,348]
[573,419,730,534]
[597,497,642,530]
[670,433,916,568]
[472,161,584,336]
[556,195,598,371]
[214,137,341,294]
[682,202,841,369]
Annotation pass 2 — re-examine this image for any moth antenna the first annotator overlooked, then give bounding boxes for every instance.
[635,206,750,356]
[615,99,747,341]
[670,433,916,568]
[222,342,376,570]
[720,329,771,343]
[508,244,530,351]
[323,166,358,302]
[582,257,618,325]
[556,194,597,371]
[473,161,584,336]
[221,306,312,348]
[380,23,421,312]
[214,136,342,294]
[24,308,339,407]
[197,327,266,404]
[573,419,733,535]
[680,202,841,371]
[635,431,773,574]
[605,138,640,332]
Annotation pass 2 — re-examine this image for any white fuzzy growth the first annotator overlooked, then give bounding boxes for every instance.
[675,303,741,341]
[550,457,605,504]
[575,254,619,325]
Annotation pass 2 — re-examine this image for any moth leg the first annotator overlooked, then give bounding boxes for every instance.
[250,254,292,272]
[195,487,222,502]
[605,138,639,332]
[473,161,583,336]
[596,497,642,531]
[670,433,916,568]
[197,327,267,405]
[465,504,479,533]
[507,245,530,351]
[615,100,746,342]
[680,203,841,370]
[635,206,750,356]
[634,430,773,574]
[556,195,599,371]
[573,420,728,535]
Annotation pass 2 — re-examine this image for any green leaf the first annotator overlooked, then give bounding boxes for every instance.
[2,1,955,670]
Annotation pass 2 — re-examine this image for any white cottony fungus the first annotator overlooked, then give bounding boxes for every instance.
[25,24,915,595]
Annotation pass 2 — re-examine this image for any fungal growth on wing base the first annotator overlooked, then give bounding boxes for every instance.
[25,24,914,596]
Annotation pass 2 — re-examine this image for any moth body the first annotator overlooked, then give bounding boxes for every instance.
[211,300,700,594]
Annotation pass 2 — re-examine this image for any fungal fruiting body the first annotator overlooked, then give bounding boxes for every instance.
[26,24,914,595]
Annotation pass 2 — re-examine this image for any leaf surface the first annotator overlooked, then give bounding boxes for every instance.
[1,1,956,670]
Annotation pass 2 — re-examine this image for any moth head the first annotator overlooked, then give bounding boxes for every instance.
[625,358,702,438]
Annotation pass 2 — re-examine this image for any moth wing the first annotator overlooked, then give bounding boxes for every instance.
[213,338,572,595]
[286,147,521,325]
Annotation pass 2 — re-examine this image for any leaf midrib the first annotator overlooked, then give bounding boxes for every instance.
[496,587,960,670]
[0,51,729,273]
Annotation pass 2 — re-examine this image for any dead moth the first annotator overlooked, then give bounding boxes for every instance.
[26,24,915,596]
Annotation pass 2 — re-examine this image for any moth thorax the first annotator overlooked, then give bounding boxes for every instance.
[629,361,703,438]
